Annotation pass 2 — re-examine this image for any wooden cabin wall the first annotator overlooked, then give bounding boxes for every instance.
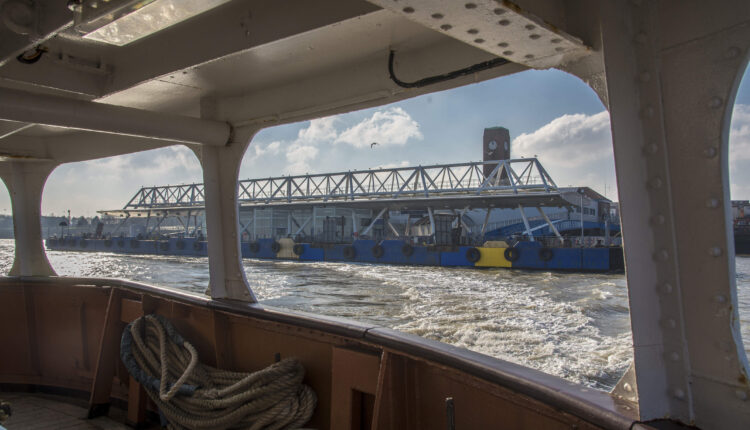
[0,281,618,429]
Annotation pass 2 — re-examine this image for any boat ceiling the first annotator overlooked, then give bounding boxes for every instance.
[0,0,589,164]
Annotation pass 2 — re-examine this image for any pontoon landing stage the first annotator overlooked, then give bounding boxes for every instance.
[100,159,568,217]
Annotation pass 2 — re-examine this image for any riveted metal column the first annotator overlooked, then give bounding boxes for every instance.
[596,1,750,427]
[0,161,57,277]
[192,114,260,301]
[655,11,750,428]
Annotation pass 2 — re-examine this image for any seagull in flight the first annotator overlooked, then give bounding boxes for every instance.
[370,142,378,148]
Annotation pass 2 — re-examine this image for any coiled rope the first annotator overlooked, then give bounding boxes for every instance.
[121,314,316,430]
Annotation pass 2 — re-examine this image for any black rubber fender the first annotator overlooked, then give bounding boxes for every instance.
[539,247,554,261]
[130,239,140,249]
[193,241,203,251]
[293,244,304,256]
[465,247,481,263]
[504,247,520,262]
[401,243,414,257]
[372,244,385,258]
[343,245,356,260]
[271,241,281,253]
[176,240,185,250]
[117,239,125,248]
[104,239,113,248]
[160,241,170,252]
[249,242,260,253]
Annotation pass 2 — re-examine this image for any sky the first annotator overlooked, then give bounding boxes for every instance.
[1,66,748,217]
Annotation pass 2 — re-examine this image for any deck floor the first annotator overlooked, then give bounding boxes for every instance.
[0,392,130,430]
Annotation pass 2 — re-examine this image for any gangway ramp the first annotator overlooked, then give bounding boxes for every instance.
[100,158,569,217]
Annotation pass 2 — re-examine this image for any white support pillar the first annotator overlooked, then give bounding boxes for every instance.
[360,207,387,237]
[537,207,563,244]
[0,161,57,277]
[480,207,493,237]
[581,2,750,427]
[252,208,257,240]
[427,207,435,238]
[294,216,312,236]
[351,210,358,239]
[517,204,534,242]
[191,121,259,302]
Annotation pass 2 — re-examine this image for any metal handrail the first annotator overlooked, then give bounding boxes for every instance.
[122,158,558,210]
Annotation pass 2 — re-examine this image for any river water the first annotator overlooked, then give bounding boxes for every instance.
[2,239,748,392]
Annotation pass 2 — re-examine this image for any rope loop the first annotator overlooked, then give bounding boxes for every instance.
[121,314,316,429]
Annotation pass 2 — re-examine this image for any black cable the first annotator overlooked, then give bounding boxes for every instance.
[388,50,509,89]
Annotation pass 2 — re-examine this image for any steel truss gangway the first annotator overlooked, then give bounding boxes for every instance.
[100,158,569,219]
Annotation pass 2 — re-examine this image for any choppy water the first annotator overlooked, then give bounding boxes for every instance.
[2,239,748,392]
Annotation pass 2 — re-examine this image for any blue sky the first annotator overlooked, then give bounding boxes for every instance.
[1,66,747,217]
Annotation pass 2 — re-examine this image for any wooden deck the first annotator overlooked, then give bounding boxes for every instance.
[0,392,130,430]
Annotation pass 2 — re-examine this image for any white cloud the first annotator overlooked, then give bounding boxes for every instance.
[297,117,338,143]
[512,111,617,198]
[284,145,319,175]
[513,111,612,168]
[335,107,423,148]
[240,107,423,179]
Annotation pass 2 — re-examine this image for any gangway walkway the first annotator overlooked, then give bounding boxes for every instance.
[101,158,568,217]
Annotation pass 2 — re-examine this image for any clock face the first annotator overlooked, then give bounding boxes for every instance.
[488,140,498,151]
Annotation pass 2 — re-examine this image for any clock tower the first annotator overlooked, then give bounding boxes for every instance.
[482,127,510,178]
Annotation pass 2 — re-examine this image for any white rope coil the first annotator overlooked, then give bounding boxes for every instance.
[121,314,316,430]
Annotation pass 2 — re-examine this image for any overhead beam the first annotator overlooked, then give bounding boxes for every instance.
[105,0,380,95]
[0,87,231,146]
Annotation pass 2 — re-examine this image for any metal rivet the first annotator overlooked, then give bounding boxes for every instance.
[402,6,415,13]
[431,13,443,19]
[524,54,534,59]
[709,246,722,257]
[667,319,677,329]
[623,383,633,392]
[497,42,508,48]
[551,38,562,44]
[736,390,748,401]
[708,96,723,109]
[525,24,536,30]
[673,388,685,400]
[649,176,663,189]
[661,283,673,294]
[655,249,669,261]
[634,32,648,44]
[670,351,680,361]
[639,71,651,82]
[643,142,658,154]
[465,3,477,9]
[529,34,541,40]
[440,24,452,30]
[502,50,513,56]
[652,214,666,225]
[494,8,506,15]
[643,105,655,118]
[704,146,718,158]
[726,46,741,59]
[498,19,510,26]
[706,198,720,208]
[467,28,479,34]
[474,38,484,43]
[715,294,727,303]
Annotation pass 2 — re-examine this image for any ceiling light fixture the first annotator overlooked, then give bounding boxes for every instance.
[75,0,232,46]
